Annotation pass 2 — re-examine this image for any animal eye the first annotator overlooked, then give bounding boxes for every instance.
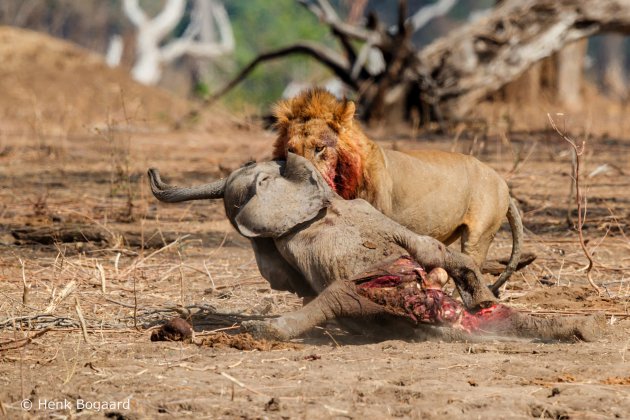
[315,146,325,154]
[287,147,296,154]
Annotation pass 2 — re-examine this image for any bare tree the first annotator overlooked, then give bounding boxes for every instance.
[122,0,234,85]
[209,0,458,123]
[210,0,630,125]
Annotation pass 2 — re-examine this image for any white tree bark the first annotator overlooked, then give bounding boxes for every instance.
[406,0,459,32]
[212,0,630,123]
[417,0,630,120]
[105,35,124,68]
[123,0,234,85]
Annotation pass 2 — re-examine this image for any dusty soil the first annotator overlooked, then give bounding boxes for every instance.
[1,27,629,419]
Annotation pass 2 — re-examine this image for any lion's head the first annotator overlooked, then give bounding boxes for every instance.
[272,88,367,199]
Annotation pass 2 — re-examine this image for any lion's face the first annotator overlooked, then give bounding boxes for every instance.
[284,119,340,191]
[273,89,364,199]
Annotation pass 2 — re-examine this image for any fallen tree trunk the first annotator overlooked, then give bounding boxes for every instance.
[417,0,630,120]
[209,0,630,124]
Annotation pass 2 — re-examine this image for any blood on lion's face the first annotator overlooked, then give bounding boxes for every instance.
[272,88,364,200]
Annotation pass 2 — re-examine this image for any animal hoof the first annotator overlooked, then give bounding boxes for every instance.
[241,320,288,341]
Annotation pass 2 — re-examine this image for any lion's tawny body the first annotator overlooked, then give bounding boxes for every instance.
[272,89,522,293]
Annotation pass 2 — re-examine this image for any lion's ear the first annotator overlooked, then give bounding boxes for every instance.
[272,100,293,129]
[336,100,355,127]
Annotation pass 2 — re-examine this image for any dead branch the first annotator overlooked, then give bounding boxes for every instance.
[208,0,630,124]
[219,371,269,397]
[419,0,630,120]
[207,42,354,103]
[0,328,52,352]
[547,114,602,295]
[0,314,79,330]
[405,0,459,33]
[123,0,234,85]
[74,297,91,343]
[297,0,376,43]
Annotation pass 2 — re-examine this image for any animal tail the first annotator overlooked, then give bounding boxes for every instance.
[489,198,523,297]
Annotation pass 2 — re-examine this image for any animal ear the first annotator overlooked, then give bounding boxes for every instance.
[284,152,315,182]
[272,100,293,130]
[284,153,332,194]
[234,155,331,238]
[335,100,355,127]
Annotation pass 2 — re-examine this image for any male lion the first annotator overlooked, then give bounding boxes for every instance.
[272,88,523,294]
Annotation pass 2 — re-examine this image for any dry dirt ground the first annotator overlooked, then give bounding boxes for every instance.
[1,26,630,420]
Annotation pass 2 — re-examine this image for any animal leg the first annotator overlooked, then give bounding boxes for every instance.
[460,306,604,342]
[460,219,501,268]
[394,231,497,309]
[242,280,388,340]
[463,199,524,297]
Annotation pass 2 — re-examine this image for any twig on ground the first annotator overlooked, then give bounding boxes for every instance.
[169,363,217,372]
[194,324,239,336]
[97,262,106,294]
[118,235,190,278]
[324,330,341,348]
[62,335,82,385]
[104,297,138,309]
[547,114,602,295]
[203,259,216,293]
[74,297,90,343]
[219,371,269,397]
[178,250,185,307]
[19,258,29,305]
[133,267,139,331]
[524,309,628,317]
[0,314,79,330]
[0,328,52,351]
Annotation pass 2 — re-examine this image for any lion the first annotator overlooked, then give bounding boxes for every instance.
[272,88,523,294]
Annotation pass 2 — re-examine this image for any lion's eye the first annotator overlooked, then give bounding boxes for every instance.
[314,146,325,154]
[287,147,296,154]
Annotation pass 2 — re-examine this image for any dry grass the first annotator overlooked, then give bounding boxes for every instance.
[0,117,629,417]
[0,38,629,414]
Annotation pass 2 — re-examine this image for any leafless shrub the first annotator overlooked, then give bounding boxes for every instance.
[547,113,602,295]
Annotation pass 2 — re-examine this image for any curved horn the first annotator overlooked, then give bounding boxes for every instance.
[148,168,226,202]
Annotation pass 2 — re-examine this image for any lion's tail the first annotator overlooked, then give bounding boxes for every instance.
[489,198,523,297]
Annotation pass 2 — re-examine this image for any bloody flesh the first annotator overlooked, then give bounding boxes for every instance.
[354,256,512,333]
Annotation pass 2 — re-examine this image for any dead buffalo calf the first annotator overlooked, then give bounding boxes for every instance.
[148,153,603,343]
